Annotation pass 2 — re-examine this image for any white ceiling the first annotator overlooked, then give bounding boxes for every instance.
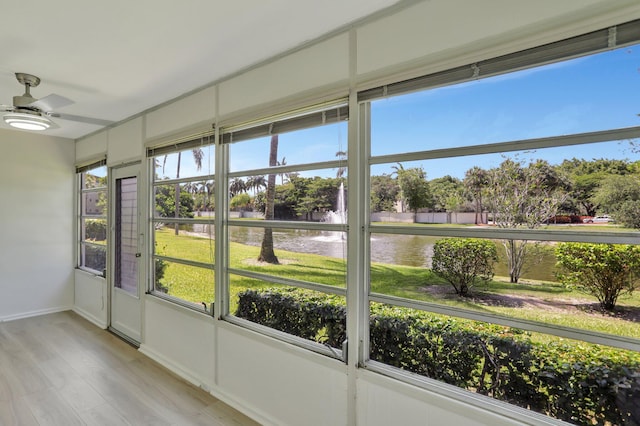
[0,0,401,139]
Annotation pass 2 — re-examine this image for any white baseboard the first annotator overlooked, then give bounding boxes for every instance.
[0,306,72,323]
[72,306,108,329]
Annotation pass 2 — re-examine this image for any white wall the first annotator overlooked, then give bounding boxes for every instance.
[72,1,640,425]
[0,128,75,321]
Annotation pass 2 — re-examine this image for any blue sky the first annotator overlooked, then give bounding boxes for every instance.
[158,42,640,182]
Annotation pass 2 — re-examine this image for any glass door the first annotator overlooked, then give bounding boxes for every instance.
[110,163,142,344]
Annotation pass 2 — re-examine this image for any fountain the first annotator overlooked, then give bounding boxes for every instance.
[314,182,346,242]
[322,182,346,225]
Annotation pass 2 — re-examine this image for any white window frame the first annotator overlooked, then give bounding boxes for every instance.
[76,159,108,276]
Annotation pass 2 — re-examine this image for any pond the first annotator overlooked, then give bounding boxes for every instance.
[184,224,558,282]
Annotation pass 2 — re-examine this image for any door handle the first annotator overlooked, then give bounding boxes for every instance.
[135,253,141,258]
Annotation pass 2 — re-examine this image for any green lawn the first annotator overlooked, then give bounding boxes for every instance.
[154,228,640,339]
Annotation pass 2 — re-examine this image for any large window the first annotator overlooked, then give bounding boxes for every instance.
[149,135,215,310]
[364,34,640,424]
[222,103,349,357]
[143,18,640,426]
[77,160,107,275]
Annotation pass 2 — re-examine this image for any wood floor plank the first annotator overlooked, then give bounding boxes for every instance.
[0,312,260,426]
[38,355,84,390]
[76,403,132,426]
[82,367,173,426]
[0,397,39,426]
[122,357,217,414]
[203,401,262,426]
[58,376,111,413]
[24,388,85,426]
[0,348,52,397]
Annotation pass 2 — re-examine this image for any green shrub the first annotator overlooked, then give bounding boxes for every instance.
[154,258,169,293]
[556,242,640,310]
[236,288,640,425]
[236,288,346,347]
[431,238,497,296]
[85,219,107,241]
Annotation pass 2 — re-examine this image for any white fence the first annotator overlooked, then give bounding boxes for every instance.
[371,212,487,224]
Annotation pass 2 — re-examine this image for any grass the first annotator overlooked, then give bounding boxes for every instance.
[154,228,640,339]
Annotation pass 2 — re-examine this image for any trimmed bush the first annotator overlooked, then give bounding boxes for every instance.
[556,242,640,310]
[236,288,346,347]
[431,238,497,296]
[236,288,640,425]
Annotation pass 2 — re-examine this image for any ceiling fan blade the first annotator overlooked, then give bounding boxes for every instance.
[29,94,74,111]
[0,104,15,112]
[47,112,114,127]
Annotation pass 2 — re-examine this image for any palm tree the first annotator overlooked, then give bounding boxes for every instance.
[277,157,288,184]
[229,178,247,197]
[246,175,266,196]
[463,166,489,225]
[163,148,204,235]
[258,135,279,264]
[199,180,215,212]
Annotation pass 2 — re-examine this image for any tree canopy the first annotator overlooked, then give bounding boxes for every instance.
[394,164,432,219]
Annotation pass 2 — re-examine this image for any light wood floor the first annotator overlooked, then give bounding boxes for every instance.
[0,311,260,426]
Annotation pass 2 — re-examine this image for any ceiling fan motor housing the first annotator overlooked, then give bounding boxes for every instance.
[13,94,38,109]
[13,73,41,108]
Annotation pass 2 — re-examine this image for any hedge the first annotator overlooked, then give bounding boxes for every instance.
[236,288,640,425]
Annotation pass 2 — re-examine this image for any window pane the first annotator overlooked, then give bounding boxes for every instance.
[82,190,106,216]
[370,139,640,233]
[370,234,640,340]
[369,302,640,424]
[154,258,214,308]
[151,146,215,307]
[371,44,640,156]
[231,277,346,348]
[230,226,347,287]
[230,171,347,223]
[82,166,107,189]
[82,218,107,243]
[154,180,215,219]
[154,224,214,264]
[229,122,347,172]
[79,166,107,272]
[154,145,214,180]
[82,243,106,273]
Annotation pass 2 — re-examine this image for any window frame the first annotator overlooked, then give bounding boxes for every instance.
[147,134,216,312]
[76,159,108,276]
[359,19,640,423]
[220,100,350,360]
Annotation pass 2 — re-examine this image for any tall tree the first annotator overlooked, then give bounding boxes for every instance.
[393,164,432,222]
[258,135,279,264]
[277,157,288,185]
[229,177,247,197]
[485,158,568,283]
[246,175,266,196]
[430,175,465,213]
[163,149,203,235]
[592,174,640,228]
[558,158,632,216]
[464,166,489,224]
[370,174,400,212]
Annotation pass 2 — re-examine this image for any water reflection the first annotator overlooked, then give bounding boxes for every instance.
[230,226,347,259]
[178,223,557,282]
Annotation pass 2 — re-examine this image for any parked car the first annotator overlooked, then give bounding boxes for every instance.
[583,215,614,223]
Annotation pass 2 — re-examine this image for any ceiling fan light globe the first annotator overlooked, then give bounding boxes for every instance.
[3,112,52,131]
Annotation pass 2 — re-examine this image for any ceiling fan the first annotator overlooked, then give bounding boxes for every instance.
[1,72,113,131]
